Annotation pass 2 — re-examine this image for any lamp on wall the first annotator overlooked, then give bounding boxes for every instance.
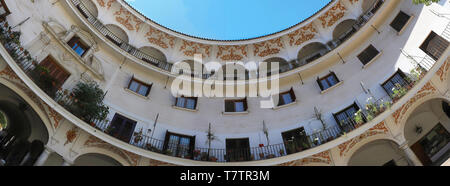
[415,125,423,135]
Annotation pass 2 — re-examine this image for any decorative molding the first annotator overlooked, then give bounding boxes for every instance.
[83,135,140,166]
[436,57,450,82]
[145,27,176,49]
[287,23,318,46]
[65,126,79,145]
[279,150,332,166]
[179,40,211,58]
[253,38,284,58]
[318,0,347,28]
[338,121,389,157]
[392,82,437,125]
[97,0,116,10]
[216,45,248,61]
[114,7,143,32]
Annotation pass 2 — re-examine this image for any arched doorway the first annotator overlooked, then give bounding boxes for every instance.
[0,84,50,166]
[348,139,410,166]
[73,153,123,166]
[332,19,358,46]
[404,99,450,166]
[297,42,329,66]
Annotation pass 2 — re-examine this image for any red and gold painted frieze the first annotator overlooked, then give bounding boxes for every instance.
[97,0,116,9]
[145,27,176,49]
[253,38,285,58]
[179,40,211,58]
[84,135,141,166]
[65,126,79,146]
[318,0,347,29]
[114,7,143,32]
[436,57,450,82]
[392,82,438,125]
[287,23,318,46]
[279,150,332,166]
[217,45,248,61]
[338,121,389,157]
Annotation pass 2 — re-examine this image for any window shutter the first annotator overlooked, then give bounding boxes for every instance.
[317,77,324,91]
[225,100,235,112]
[243,98,248,111]
[290,88,296,102]
[163,130,171,152]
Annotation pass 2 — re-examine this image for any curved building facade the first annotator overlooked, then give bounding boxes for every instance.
[0,0,449,166]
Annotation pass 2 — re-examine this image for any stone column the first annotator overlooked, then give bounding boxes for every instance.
[62,158,74,166]
[399,141,424,166]
[34,146,55,166]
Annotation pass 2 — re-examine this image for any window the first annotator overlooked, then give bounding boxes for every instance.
[225,138,251,162]
[333,103,363,132]
[225,98,248,112]
[381,70,410,97]
[317,72,340,91]
[175,97,198,110]
[282,127,310,155]
[67,36,89,57]
[277,88,296,106]
[127,77,152,97]
[357,45,380,65]
[107,114,137,143]
[420,31,449,60]
[412,123,450,165]
[390,11,411,33]
[38,56,71,89]
[163,131,195,159]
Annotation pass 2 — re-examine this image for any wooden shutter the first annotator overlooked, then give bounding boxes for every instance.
[289,88,296,102]
[410,141,432,166]
[39,56,70,88]
[163,130,171,152]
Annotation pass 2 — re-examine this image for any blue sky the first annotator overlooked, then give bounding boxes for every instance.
[125,0,331,40]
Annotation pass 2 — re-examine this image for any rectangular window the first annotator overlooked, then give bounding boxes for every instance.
[317,72,340,91]
[420,31,449,60]
[67,36,89,57]
[278,88,296,106]
[357,45,380,65]
[175,97,198,110]
[225,98,248,112]
[107,114,137,143]
[282,127,310,155]
[381,70,410,97]
[333,103,363,132]
[38,56,71,89]
[390,11,411,32]
[225,138,251,162]
[417,123,450,160]
[127,77,152,97]
[163,131,195,159]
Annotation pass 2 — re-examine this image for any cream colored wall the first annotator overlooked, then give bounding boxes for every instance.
[348,140,409,166]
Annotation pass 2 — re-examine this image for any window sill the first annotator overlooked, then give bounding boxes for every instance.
[272,100,298,110]
[222,111,249,116]
[320,81,344,95]
[172,105,198,112]
[362,51,383,69]
[123,88,150,100]
[397,15,414,36]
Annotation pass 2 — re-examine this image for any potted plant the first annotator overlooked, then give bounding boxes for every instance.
[133,128,143,143]
[259,153,265,159]
[279,149,285,155]
[209,156,218,162]
[266,154,275,159]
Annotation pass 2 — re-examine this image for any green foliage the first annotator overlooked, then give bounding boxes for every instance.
[413,0,439,6]
[391,83,408,100]
[66,82,109,123]
[0,111,7,130]
[31,65,59,97]
[354,110,365,124]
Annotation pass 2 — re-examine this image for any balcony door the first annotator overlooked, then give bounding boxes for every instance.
[108,114,137,143]
[163,131,195,159]
[226,138,251,162]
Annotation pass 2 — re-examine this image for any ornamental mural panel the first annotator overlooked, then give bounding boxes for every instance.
[84,135,141,166]
[65,126,79,146]
[318,0,347,28]
[338,121,389,157]
[253,38,285,58]
[392,82,438,125]
[279,150,332,166]
[216,45,248,61]
[145,27,176,49]
[287,23,318,46]
[179,40,211,58]
[436,57,450,82]
[97,0,116,9]
[114,7,143,32]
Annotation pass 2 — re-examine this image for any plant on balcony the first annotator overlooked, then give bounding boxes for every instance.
[133,128,143,144]
[391,83,408,103]
[64,82,109,123]
[30,65,59,97]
